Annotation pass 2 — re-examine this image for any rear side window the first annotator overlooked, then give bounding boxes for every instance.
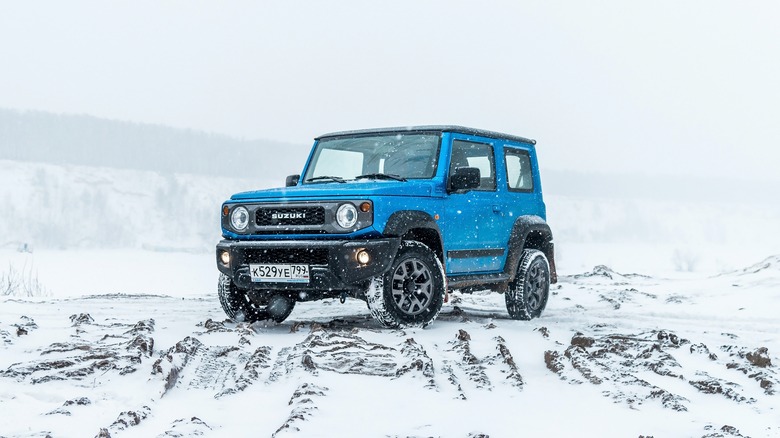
[505,148,534,192]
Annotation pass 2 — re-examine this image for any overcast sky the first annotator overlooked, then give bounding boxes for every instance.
[1,1,779,182]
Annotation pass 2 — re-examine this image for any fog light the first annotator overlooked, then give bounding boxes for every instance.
[220,250,231,265]
[356,249,370,265]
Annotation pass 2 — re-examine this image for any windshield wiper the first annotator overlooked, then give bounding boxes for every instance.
[305,176,347,183]
[355,173,408,182]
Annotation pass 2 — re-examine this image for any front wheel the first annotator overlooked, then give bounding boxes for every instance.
[506,249,550,320]
[218,274,294,323]
[366,241,445,328]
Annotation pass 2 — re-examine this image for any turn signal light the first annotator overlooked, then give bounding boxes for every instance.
[359,202,371,213]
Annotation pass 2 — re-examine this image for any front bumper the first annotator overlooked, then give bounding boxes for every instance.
[216,238,401,291]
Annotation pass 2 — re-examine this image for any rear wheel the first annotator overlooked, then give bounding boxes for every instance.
[218,274,295,323]
[506,249,550,320]
[366,241,445,328]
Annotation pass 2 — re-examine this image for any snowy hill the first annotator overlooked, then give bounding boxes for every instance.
[0,108,310,177]
[545,193,780,274]
[2,158,779,274]
[0,160,275,251]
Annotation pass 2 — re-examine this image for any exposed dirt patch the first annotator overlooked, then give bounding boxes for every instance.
[746,347,772,368]
[546,330,690,410]
[268,328,401,381]
[157,417,212,437]
[701,424,747,438]
[1,315,38,345]
[273,383,328,437]
[94,405,151,437]
[447,329,492,390]
[395,338,436,389]
[151,336,203,396]
[690,343,718,361]
[69,313,95,326]
[216,345,273,398]
[194,318,255,337]
[689,372,753,403]
[720,345,778,395]
[15,315,38,336]
[1,316,155,384]
[570,333,595,348]
[544,350,567,376]
[489,336,524,390]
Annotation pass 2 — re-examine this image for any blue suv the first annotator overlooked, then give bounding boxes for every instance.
[216,126,556,328]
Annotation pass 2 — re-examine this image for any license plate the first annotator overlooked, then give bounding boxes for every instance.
[249,264,310,283]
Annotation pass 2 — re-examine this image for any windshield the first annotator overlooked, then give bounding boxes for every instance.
[303,133,441,183]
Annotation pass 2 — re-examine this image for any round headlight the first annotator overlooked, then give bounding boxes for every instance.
[336,203,358,229]
[230,206,249,231]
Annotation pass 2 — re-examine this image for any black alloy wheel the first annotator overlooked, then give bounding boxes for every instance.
[366,241,445,328]
[217,274,295,323]
[506,249,550,320]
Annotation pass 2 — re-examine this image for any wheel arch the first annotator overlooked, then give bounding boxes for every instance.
[383,210,444,264]
[505,215,557,283]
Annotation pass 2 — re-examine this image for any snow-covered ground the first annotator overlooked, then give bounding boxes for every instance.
[2,159,779,437]
[1,258,778,437]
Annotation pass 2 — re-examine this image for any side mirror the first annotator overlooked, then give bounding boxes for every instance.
[285,174,300,187]
[449,167,481,193]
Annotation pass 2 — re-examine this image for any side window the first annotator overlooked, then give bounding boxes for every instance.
[450,140,496,191]
[504,148,534,192]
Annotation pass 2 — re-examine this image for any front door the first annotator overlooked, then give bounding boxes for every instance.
[442,136,507,275]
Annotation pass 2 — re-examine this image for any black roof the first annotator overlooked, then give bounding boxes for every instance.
[316,125,536,145]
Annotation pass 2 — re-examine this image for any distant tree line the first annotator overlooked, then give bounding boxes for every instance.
[0,108,309,180]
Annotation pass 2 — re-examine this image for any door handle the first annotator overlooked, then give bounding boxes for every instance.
[492,205,502,213]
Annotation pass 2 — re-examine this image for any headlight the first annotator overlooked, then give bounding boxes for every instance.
[230,206,249,231]
[336,203,358,229]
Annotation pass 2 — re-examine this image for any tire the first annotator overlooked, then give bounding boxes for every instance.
[506,249,550,320]
[217,274,294,323]
[366,241,445,328]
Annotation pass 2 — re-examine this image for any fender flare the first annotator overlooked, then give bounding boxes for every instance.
[505,215,557,283]
[383,210,444,261]
[383,210,441,237]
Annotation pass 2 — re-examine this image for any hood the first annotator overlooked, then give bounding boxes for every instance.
[230,180,440,202]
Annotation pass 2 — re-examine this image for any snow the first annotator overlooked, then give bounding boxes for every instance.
[0,249,215,298]
[0,159,267,252]
[2,256,779,436]
[1,158,779,437]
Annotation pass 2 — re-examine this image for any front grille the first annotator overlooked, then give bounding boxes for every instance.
[255,207,325,226]
[243,248,329,266]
